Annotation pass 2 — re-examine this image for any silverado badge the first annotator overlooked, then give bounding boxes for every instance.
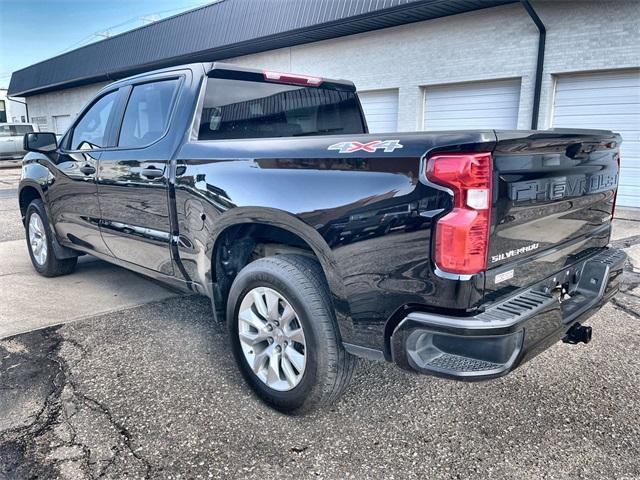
[491,243,540,263]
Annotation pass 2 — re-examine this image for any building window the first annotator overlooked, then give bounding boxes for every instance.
[31,116,49,131]
[0,100,6,123]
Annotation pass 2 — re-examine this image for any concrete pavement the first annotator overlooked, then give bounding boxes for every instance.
[0,239,180,339]
[0,165,180,339]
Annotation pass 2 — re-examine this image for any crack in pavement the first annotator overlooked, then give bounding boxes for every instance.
[0,330,65,479]
[66,377,153,479]
[0,330,154,479]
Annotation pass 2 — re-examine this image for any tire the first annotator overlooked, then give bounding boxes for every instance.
[25,199,77,277]
[227,254,356,414]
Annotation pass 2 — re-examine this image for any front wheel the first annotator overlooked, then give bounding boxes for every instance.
[227,254,356,414]
[25,199,77,277]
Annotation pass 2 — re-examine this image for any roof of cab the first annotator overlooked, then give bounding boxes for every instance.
[207,62,357,91]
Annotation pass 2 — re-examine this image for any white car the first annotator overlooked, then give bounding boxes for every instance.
[0,123,39,160]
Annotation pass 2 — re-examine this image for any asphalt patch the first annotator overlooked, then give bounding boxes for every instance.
[0,328,64,479]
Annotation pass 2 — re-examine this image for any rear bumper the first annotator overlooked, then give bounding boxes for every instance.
[390,248,627,380]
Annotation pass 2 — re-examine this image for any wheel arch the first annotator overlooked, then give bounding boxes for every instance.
[19,157,56,224]
[18,183,45,224]
[207,207,350,326]
[19,180,79,260]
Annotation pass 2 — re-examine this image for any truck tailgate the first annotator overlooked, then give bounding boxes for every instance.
[486,129,621,299]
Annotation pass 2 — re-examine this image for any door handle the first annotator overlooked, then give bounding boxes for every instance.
[141,166,165,179]
[79,164,96,175]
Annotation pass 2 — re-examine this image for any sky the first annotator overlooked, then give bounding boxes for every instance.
[0,0,214,89]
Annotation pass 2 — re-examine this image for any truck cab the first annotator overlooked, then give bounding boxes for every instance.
[0,122,38,160]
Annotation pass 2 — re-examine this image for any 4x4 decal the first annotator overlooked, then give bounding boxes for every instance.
[328,140,403,153]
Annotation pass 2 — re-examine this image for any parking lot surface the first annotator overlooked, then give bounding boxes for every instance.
[0,167,179,339]
[1,165,639,479]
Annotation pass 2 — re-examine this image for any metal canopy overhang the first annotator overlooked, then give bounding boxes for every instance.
[8,0,518,97]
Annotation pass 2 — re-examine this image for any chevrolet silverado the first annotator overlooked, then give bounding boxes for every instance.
[18,63,626,413]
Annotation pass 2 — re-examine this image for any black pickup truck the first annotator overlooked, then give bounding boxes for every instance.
[19,63,626,413]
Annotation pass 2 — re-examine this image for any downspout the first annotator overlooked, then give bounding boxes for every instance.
[520,0,546,130]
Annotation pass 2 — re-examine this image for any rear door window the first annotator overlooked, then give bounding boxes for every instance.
[118,79,179,148]
[198,78,365,140]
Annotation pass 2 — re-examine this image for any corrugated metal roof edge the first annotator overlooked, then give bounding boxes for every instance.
[9,0,518,97]
[10,0,228,77]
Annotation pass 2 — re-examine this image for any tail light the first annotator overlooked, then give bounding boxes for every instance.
[426,153,493,275]
[263,70,323,86]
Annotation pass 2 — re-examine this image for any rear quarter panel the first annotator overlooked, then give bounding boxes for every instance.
[174,132,496,351]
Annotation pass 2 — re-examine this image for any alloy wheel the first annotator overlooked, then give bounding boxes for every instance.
[28,212,48,266]
[237,286,307,391]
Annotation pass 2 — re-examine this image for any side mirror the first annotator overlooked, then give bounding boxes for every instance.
[24,132,58,153]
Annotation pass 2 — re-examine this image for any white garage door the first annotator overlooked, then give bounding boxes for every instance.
[423,78,521,131]
[53,115,73,135]
[552,70,640,208]
[358,89,398,133]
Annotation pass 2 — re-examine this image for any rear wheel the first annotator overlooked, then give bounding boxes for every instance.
[25,199,77,277]
[227,254,356,414]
